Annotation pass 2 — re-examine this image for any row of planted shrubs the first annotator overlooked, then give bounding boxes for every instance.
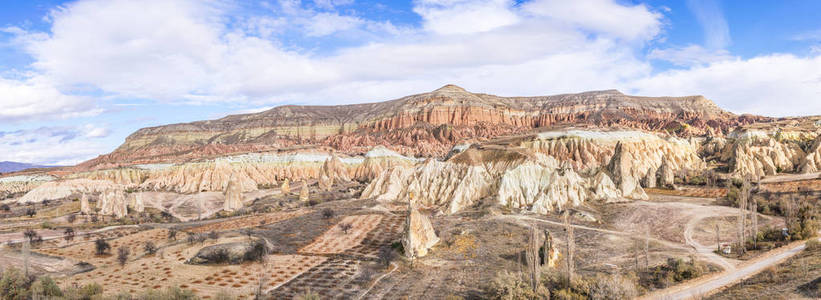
[0,266,231,300]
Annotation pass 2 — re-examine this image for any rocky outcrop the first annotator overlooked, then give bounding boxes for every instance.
[280,178,290,195]
[80,85,752,169]
[353,146,418,181]
[318,153,350,190]
[608,142,648,200]
[99,189,127,218]
[712,130,811,177]
[299,181,309,202]
[129,193,145,213]
[362,145,630,214]
[17,179,124,204]
[223,175,243,212]
[800,135,821,173]
[80,193,91,214]
[187,240,268,265]
[657,158,675,188]
[402,203,439,258]
[0,174,55,196]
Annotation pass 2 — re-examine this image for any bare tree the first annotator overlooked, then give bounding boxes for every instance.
[64,227,75,244]
[525,225,543,292]
[737,178,750,256]
[750,198,758,249]
[715,224,721,252]
[117,246,130,266]
[340,223,353,234]
[563,210,575,283]
[644,225,650,270]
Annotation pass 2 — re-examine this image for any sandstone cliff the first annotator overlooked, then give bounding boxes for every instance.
[17,179,124,204]
[80,85,751,169]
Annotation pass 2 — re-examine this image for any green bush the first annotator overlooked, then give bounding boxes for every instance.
[30,276,62,297]
[0,267,31,300]
[487,270,550,299]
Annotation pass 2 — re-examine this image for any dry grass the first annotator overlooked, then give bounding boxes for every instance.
[186,209,309,234]
[646,187,727,198]
[298,214,383,254]
[708,246,821,299]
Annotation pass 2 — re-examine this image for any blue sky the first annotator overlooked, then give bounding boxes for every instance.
[1,0,820,165]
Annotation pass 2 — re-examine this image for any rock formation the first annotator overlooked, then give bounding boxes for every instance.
[223,175,243,212]
[299,181,309,202]
[402,203,439,258]
[17,179,124,204]
[800,135,821,173]
[79,85,752,170]
[129,193,145,213]
[99,189,127,218]
[80,193,91,214]
[280,178,290,195]
[657,158,675,188]
[608,142,648,200]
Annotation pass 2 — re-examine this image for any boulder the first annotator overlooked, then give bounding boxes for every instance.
[280,178,290,195]
[299,181,309,202]
[80,193,91,215]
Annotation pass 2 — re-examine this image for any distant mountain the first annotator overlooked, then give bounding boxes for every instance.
[0,161,55,173]
[80,84,767,170]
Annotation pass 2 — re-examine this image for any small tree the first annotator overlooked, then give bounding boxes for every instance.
[64,227,75,243]
[67,214,77,223]
[117,246,130,266]
[340,223,353,234]
[168,228,178,241]
[0,204,10,212]
[321,208,334,219]
[95,238,111,255]
[144,241,157,255]
[378,245,395,268]
[25,207,36,218]
[23,228,39,243]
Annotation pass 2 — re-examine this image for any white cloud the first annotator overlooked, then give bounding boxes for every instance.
[521,0,662,41]
[648,45,734,66]
[630,54,821,117]
[686,0,730,49]
[413,0,520,35]
[792,29,821,41]
[0,75,101,122]
[0,126,111,165]
[305,12,365,36]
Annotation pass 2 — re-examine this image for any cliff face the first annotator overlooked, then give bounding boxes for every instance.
[361,129,706,215]
[80,85,752,170]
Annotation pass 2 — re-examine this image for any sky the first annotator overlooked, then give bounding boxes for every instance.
[1,0,820,166]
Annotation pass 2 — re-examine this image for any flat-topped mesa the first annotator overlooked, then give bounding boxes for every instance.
[80,85,755,170]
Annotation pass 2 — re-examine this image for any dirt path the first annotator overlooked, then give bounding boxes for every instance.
[683,214,736,271]
[495,214,691,251]
[644,237,818,300]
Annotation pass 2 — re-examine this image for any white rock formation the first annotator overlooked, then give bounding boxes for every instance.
[590,171,622,202]
[299,181,309,202]
[223,175,243,212]
[608,142,648,200]
[402,203,439,258]
[80,193,91,214]
[99,189,127,218]
[800,135,821,173]
[18,179,124,204]
[280,178,290,195]
[129,193,145,213]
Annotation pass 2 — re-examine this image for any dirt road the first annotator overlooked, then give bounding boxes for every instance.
[645,238,817,300]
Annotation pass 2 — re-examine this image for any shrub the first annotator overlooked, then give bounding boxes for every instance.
[1,204,10,212]
[25,207,36,218]
[95,238,111,255]
[40,221,55,229]
[378,245,395,268]
[30,276,62,298]
[208,231,219,240]
[23,228,39,243]
[63,282,103,300]
[0,267,30,300]
[321,208,334,219]
[138,286,198,300]
[212,248,231,264]
[64,227,75,243]
[144,241,157,255]
[588,274,637,300]
[340,223,353,234]
[90,215,99,223]
[168,228,178,240]
[117,246,130,265]
[296,289,320,300]
[67,214,77,223]
[487,270,549,300]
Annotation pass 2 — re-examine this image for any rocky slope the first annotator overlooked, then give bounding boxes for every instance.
[80,85,756,170]
[361,129,706,214]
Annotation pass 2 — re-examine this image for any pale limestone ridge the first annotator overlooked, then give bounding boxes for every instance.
[402,203,439,258]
